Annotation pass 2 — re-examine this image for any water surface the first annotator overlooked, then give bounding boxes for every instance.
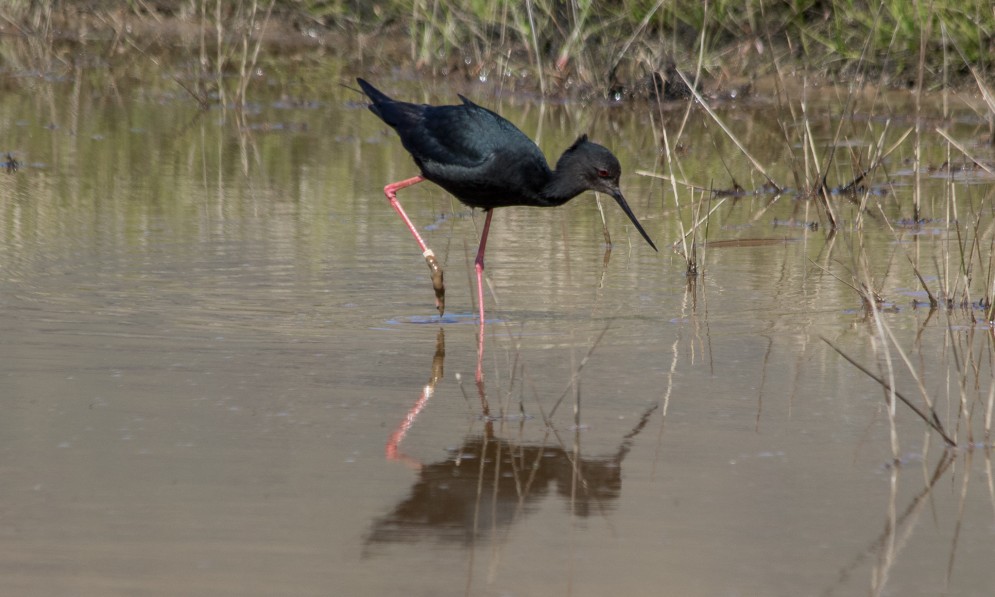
[1,51,994,596]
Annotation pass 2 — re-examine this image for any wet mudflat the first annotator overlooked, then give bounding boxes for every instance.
[1,55,995,596]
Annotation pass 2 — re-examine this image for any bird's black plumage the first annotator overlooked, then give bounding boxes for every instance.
[357,78,657,253]
[359,78,557,209]
[357,77,659,343]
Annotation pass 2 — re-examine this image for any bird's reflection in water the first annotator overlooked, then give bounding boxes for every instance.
[384,328,446,467]
[371,327,657,549]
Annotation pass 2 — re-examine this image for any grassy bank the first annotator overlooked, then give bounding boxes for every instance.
[2,0,992,95]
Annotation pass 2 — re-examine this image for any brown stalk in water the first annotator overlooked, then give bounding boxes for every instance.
[837,126,914,195]
[909,0,935,224]
[929,134,991,313]
[647,12,712,278]
[657,120,694,276]
[987,235,995,324]
[943,32,995,319]
[876,204,938,309]
[673,67,781,195]
[807,257,883,308]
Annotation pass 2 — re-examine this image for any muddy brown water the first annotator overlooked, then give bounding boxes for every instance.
[1,56,994,596]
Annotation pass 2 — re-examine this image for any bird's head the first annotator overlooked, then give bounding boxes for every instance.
[556,135,623,196]
[554,136,657,251]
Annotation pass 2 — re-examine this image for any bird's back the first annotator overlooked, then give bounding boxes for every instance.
[358,79,553,208]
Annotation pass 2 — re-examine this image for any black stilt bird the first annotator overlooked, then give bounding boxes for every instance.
[357,78,657,321]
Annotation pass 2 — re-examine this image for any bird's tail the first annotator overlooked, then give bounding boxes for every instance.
[356,78,394,108]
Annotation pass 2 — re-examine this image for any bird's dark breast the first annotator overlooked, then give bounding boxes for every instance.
[428,178,530,209]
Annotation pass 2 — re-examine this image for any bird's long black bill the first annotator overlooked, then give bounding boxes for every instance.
[612,191,658,251]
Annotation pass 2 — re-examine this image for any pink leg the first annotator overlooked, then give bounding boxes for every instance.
[475,209,494,382]
[474,209,493,323]
[384,176,445,315]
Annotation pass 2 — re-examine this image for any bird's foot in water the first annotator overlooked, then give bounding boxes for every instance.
[424,249,445,315]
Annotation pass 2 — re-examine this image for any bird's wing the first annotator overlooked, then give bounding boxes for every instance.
[398,99,540,171]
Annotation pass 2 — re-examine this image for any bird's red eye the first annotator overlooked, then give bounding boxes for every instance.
[597,169,611,178]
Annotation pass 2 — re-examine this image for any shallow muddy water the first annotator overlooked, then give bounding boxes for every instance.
[2,50,995,596]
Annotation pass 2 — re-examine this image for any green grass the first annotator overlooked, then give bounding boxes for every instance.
[354,0,993,87]
[2,1,991,92]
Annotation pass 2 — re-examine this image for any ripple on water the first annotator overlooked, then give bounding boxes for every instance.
[378,312,501,328]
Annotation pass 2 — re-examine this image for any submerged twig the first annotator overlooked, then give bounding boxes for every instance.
[876,204,938,308]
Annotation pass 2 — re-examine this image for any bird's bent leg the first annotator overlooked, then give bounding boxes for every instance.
[474,209,494,383]
[384,176,445,315]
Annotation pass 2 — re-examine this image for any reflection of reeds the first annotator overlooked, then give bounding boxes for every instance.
[822,335,956,449]
[821,301,995,594]
[823,255,995,450]
[207,0,275,122]
[822,452,957,597]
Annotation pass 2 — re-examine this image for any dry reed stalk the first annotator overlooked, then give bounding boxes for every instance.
[525,0,545,96]
[876,204,938,308]
[673,67,781,193]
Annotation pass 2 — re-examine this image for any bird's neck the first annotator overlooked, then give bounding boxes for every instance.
[539,169,585,206]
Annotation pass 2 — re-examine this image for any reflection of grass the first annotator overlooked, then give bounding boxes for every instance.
[823,291,995,453]
[823,334,956,454]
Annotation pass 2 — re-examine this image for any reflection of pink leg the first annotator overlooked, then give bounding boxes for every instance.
[474,210,493,383]
[385,329,445,468]
[383,176,445,315]
[476,328,485,383]
[385,387,431,468]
